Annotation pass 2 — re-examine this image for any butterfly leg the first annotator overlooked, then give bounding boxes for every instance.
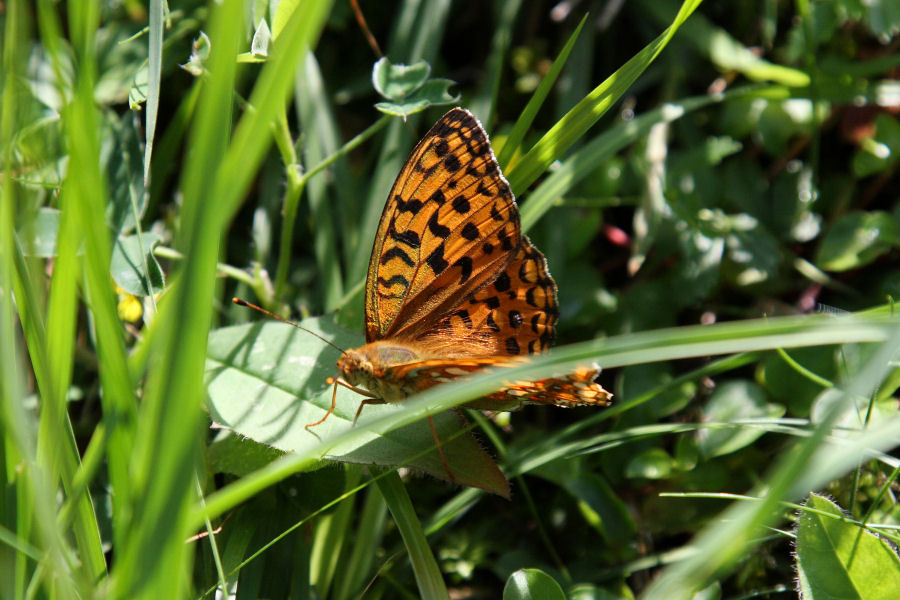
[305,377,381,429]
[352,397,386,425]
[305,378,341,429]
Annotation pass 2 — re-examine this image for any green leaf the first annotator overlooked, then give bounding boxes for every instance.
[205,320,510,497]
[533,458,636,546]
[372,57,431,101]
[816,211,900,272]
[250,18,272,57]
[181,32,210,77]
[110,232,164,296]
[696,380,785,459]
[207,433,287,477]
[503,568,566,600]
[624,448,675,480]
[104,112,146,236]
[374,79,460,117]
[796,494,900,599]
[128,62,148,110]
[18,207,60,257]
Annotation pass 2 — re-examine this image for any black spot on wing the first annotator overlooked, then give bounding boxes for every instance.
[434,139,451,157]
[396,196,424,215]
[476,182,494,197]
[427,211,451,238]
[498,228,514,251]
[388,219,421,248]
[461,222,479,241]
[509,310,522,328]
[380,247,415,267]
[482,242,495,254]
[378,274,408,289]
[505,337,520,355]
[444,154,462,172]
[494,272,511,292]
[426,242,448,275]
[453,256,473,284]
[429,189,446,205]
[452,195,471,214]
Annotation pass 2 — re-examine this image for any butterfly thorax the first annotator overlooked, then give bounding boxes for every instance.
[338,341,428,402]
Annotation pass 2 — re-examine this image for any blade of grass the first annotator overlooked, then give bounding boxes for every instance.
[506,0,703,195]
[333,485,388,600]
[109,0,245,594]
[638,0,810,87]
[495,14,587,170]
[196,313,894,525]
[32,0,113,581]
[294,53,345,310]
[113,1,334,596]
[374,470,450,600]
[469,0,522,127]
[2,7,41,596]
[61,0,142,562]
[144,0,163,184]
[519,87,770,231]
[310,467,360,597]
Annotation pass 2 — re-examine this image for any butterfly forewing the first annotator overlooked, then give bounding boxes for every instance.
[365,108,520,342]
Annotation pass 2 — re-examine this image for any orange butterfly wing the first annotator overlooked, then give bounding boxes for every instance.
[365,108,520,343]
[342,107,611,411]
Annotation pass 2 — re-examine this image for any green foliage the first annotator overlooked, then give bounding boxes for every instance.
[796,494,900,599]
[3,0,900,599]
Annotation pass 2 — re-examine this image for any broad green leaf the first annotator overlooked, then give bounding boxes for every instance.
[372,57,431,100]
[207,433,287,477]
[503,568,566,600]
[796,494,900,600]
[110,232,164,296]
[696,380,784,458]
[205,320,510,497]
[816,211,900,272]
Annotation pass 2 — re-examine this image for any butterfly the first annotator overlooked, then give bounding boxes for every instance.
[310,108,611,428]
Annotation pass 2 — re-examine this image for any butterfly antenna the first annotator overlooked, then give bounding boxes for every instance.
[232,298,347,354]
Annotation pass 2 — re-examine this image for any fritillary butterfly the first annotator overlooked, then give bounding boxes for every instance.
[313,108,611,425]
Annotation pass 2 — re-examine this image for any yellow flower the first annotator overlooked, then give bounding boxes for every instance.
[117,292,143,323]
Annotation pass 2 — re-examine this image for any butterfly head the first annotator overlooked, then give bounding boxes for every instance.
[337,342,424,402]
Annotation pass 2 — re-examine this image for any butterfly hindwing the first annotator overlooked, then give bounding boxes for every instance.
[384,357,611,408]
[423,237,559,357]
[365,109,520,343]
